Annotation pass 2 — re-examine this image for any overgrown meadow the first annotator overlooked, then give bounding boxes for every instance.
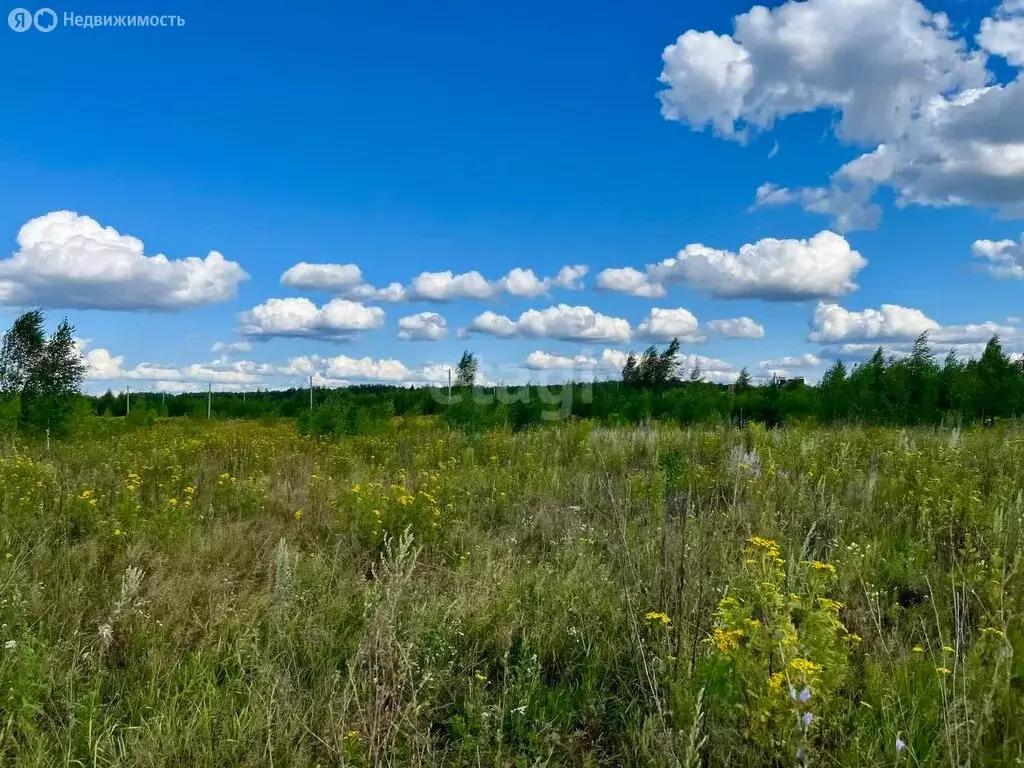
[1,417,1022,766]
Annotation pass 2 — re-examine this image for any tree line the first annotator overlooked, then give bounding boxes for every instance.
[3,310,1024,439]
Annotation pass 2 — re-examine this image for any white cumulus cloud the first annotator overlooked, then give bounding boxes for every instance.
[972,234,1024,279]
[650,231,865,300]
[280,262,407,302]
[523,351,598,370]
[636,307,704,341]
[810,302,940,343]
[708,316,765,338]
[660,0,1024,226]
[239,297,385,341]
[397,312,447,341]
[595,267,666,297]
[467,304,631,343]
[759,353,821,370]
[0,211,249,310]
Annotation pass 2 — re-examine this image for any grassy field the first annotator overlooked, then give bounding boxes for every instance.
[0,418,1022,766]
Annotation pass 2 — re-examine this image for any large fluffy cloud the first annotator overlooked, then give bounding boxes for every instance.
[0,211,248,310]
[658,0,985,143]
[467,304,631,343]
[238,297,385,341]
[661,0,1024,227]
[649,231,865,300]
[809,302,940,343]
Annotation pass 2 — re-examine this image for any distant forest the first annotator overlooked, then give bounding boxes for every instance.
[85,334,1024,431]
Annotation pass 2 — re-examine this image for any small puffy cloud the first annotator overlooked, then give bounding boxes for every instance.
[752,183,881,233]
[211,340,252,355]
[280,262,407,302]
[467,304,631,343]
[466,311,519,338]
[972,234,1024,279]
[759,353,821,370]
[523,351,597,370]
[650,231,865,300]
[553,265,589,290]
[288,354,452,386]
[708,316,765,338]
[281,262,362,292]
[636,307,704,341]
[83,347,124,380]
[397,312,447,341]
[0,211,249,311]
[347,282,407,302]
[679,353,739,384]
[409,270,496,301]
[239,297,385,341]
[498,268,554,298]
[595,267,666,297]
[810,302,940,343]
[411,265,589,301]
[752,183,795,207]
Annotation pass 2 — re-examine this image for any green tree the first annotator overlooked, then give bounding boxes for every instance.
[735,367,752,392]
[455,350,478,387]
[621,352,638,385]
[0,310,87,437]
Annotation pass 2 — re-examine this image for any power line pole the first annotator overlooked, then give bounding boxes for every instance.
[309,376,313,409]
[448,368,452,404]
[207,382,212,419]
[126,385,130,415]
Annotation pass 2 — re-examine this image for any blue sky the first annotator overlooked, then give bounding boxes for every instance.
[1,0,1023,392]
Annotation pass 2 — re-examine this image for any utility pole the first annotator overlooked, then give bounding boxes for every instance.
[207,382,212,419]
[125,385,130,415]
[448,368,452,404]
[309,376,314,409]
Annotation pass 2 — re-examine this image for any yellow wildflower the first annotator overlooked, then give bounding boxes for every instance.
[645,611,671,626]
[113,529,122,536]
[713,627,744,654]
[936,666,952,676]
[911,645,924,653]
[747,537,781,558]
[809,561,838,576]
[942,645,954,653]
[768,672,784,691]
[789,658,823,675]
[981,627,1005,638]
[294,510,303,520]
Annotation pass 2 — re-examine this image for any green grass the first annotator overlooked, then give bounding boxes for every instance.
[1,417,1022,766]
